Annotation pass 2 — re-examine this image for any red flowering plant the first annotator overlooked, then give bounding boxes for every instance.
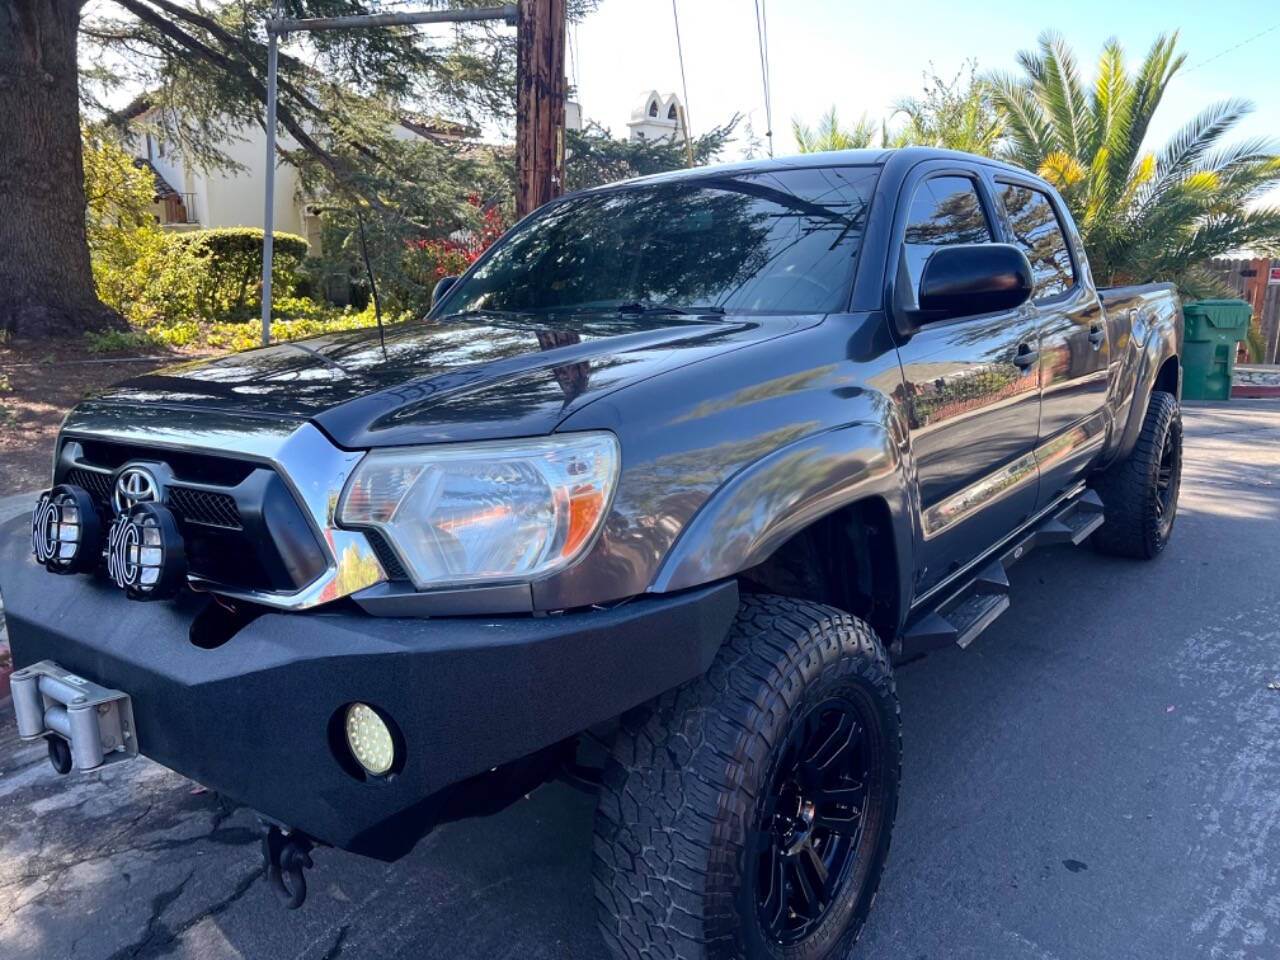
[402,194,506,290]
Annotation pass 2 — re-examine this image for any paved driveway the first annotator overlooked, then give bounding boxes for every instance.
[1,401,1278,959]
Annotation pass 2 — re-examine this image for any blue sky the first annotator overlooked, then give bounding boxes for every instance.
[572,0,1278,204]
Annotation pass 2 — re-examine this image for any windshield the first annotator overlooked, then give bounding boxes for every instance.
[438,165,879,316]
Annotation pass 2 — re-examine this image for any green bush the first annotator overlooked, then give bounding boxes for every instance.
[169,228,309,322]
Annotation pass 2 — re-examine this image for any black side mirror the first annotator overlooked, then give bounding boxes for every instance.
[915,244,1033,322]
[432,275,459,308]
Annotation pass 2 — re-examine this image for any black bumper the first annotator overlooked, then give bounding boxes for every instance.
[0,517,738,860]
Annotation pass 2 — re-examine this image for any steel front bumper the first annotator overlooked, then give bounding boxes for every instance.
[0,517,738,860]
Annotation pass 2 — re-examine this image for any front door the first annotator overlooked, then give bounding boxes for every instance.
[890,168,1042,595]
[993,177,1110,506]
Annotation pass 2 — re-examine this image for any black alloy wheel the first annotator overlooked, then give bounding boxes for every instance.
[1092,390,1182,559]
[594,595,901,960]
[1154,415,1181,539]
[751,697,879,945]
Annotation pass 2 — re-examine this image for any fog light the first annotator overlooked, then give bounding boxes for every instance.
[106,502,187,600]
[345,703,395,776]
[31,484,102,574]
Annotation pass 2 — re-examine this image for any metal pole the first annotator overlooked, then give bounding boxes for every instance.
[257,2,518,347]
[260,29,279,346]
[271,5,517,34]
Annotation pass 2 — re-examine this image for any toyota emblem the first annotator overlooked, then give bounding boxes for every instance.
[114,466,161,515]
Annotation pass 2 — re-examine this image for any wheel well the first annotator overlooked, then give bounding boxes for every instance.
[1155,355,1180,397]
[736,498,900,641]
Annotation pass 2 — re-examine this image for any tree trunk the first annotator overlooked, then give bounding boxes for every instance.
[0,0,118,337]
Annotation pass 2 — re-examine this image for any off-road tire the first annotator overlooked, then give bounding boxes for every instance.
[1091,390,1182,559]
[593,594,901,960]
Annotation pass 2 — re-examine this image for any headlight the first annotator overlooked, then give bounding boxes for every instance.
[337,432,619,590]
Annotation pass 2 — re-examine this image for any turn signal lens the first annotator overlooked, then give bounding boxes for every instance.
[345,703,395,777]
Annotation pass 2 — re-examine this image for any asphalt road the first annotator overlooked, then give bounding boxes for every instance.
[1,401,1278,960]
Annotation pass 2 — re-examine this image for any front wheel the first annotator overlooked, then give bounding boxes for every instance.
[593,595,901,960]
[1091,390,1182,559]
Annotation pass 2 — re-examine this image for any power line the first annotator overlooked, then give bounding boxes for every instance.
[753,0,773,156]
[1180,21,1278,75]
[671,0,692,133]
[567,16,579,90]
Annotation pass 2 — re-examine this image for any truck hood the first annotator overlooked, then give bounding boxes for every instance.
[90,312,813,447]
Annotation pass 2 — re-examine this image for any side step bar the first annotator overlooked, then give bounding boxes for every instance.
[899,488,1104,658]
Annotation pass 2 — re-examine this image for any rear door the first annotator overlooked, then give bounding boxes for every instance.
[890,165,1042,595]
[991,176,1110,507]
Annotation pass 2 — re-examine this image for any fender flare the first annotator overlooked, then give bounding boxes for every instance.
[1107,304,1182,468]
[649,420,914,623]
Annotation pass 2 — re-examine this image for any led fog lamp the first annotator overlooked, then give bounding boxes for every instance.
[106,502,187,600]
[31,484,102,574]
[345,703,397,777]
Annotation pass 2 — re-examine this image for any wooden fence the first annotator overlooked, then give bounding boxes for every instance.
[1206,258,1280,363]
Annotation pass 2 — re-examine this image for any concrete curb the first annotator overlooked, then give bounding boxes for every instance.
[0,490,36,699]
[1233,384,1280,399]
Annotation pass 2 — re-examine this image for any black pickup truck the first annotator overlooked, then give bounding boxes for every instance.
[4,147,1182,959]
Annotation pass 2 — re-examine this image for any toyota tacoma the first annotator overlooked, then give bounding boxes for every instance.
[3,147,1183,959]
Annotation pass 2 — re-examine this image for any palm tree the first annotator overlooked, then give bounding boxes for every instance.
[791,107,879,153]
[990,31,1280,295]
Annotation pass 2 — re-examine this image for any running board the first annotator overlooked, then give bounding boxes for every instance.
[899,488,1105,658]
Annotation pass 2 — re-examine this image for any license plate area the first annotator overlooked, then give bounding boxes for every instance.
[10,660,138,771]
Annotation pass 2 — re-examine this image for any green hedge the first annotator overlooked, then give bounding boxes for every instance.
[168,228,310,322]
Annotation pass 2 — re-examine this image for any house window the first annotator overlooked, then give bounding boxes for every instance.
[667,104,678,120]
[648,100,659,117]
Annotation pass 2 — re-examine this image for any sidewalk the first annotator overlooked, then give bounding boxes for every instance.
[0,491,36,698]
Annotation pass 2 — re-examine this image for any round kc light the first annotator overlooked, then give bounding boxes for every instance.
[345,703,397,777]
[106,501,187,600]
[31,484,102,574]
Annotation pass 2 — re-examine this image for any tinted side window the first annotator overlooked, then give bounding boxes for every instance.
[901,176,992,294]
[998,184,1075,300]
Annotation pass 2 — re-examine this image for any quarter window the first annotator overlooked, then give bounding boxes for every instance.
[901,176,993,297]
[998,184,1075,300]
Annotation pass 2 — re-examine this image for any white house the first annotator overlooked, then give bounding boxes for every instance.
[125,102,329,251]
[122,103,484,253]
[627,90,687,143]
[123,95,585,254]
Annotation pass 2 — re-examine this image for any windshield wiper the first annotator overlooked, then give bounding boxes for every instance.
[615,301,725,316]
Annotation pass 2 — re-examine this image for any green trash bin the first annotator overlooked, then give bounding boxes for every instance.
[1181,299,1253,401]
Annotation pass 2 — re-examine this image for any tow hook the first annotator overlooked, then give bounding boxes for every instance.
[262,825,314,909]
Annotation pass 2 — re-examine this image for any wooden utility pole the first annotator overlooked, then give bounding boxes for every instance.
[516,0,566,219]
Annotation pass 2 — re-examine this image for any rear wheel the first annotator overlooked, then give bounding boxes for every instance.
[593,595,901,960]
[1091,390,1182,559]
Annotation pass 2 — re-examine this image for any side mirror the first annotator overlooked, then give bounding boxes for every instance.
[915,244,1033,322]
[432,275,459,308]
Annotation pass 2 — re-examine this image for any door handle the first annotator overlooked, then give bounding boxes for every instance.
[1088,324,1104,348]
[1012,344,1039,369]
